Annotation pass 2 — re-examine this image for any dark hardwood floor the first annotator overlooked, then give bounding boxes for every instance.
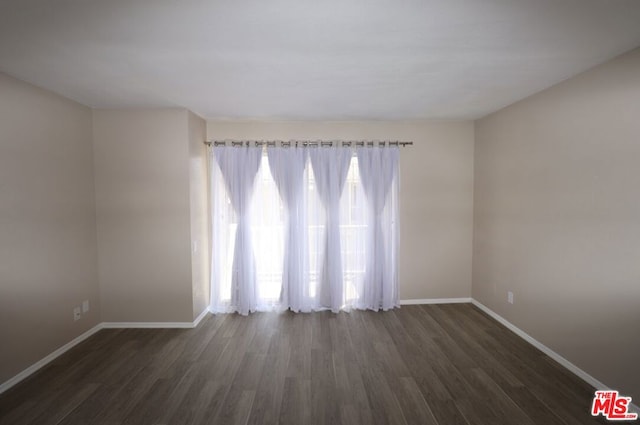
[0,304,619,425]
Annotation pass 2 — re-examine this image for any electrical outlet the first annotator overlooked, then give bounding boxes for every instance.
[82,299,90,313]
[507,291,514,304]
[73,307,81,321]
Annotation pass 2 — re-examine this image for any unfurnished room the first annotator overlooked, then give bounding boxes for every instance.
[1,1,639,424]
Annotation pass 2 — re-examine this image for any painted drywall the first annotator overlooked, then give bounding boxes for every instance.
[207,120,475,300]
[0,73,100,384]
[3,1,640,120]
[188,111,210,320]
[473,47,640,400]
[92,109,193,322]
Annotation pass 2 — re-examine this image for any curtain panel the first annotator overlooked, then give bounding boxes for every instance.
[209,145,399,314]
[210,146,262,315]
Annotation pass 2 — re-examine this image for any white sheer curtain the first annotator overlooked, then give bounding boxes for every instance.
[266,147,313,312]
[209,145,262,315]
[209,144,398,314]
[308,146,353,312]
[356,146,399,310]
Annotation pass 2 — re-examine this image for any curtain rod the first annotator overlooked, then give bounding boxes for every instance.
[203,140,413,147]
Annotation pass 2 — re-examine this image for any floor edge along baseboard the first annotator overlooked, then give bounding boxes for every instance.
[399,297,472,305]
[0,309,210,395]
[2,301,635,415]
[101,322,195,329]
[0,324,103,395]
[469,299,610,389]
[469,299,639,414]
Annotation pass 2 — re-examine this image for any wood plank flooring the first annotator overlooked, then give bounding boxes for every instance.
[0,304,620,425]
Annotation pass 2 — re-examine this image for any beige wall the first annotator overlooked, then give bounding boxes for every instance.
[188,111,210,320]
[473,48,640,400]
[207,120,475,300]
[0,73,100,384]
[93,109,193,322]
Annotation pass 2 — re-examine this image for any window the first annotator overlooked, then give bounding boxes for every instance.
[209,145,398,314]
[212,153,367,307]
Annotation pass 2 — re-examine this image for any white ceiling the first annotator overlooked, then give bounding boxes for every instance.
[1,0,640,120]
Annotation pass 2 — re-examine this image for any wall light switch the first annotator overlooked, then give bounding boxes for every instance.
[507,291,514,304]
[82,300,90,313]
[73,307,81,321]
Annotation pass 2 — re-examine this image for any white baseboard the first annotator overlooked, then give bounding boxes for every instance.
[0,324,103,395]
[193,308,209,327]
[400,297,472,305]
[102,321,194,329]
[102,310,210,329]
[401,297,638,411]
[0,311,211,395]
[471,300,612,390]
[471,300,640,413]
